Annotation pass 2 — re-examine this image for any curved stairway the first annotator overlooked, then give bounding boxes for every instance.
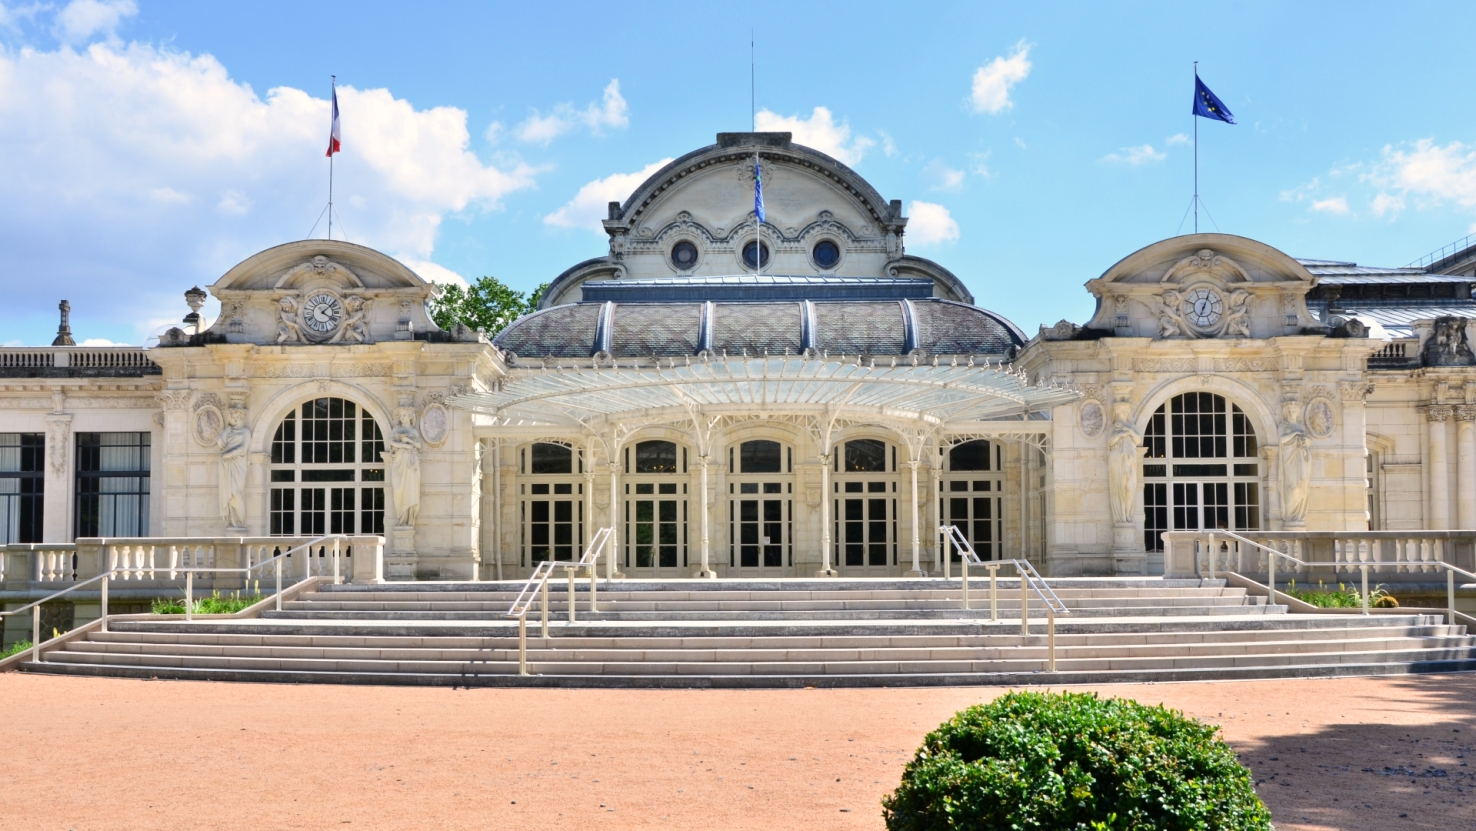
[17,577,1476,687]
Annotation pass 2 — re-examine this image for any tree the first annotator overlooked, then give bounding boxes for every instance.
[428,276,548,338]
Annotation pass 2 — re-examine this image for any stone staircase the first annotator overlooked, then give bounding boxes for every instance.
[17,577,1476,687]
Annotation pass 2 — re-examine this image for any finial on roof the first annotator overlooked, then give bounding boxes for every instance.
[52,299,75,346]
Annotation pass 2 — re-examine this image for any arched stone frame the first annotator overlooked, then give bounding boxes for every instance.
[247,381,395,539]
[1365,431,1396,531]
[718,421,806,575]
[617,425,696,573]
[1130,375,1279,559]
[828,426,901,574]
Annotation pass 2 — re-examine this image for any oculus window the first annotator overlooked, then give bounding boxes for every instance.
[812,240,841,269]
[741,241,770,269]
[670,241,699,270]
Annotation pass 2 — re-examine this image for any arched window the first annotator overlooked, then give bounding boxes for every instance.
[1142,393,1261,553]
[833,438,896,573]
[624,439,687,572]
[728,439,792,573]
[941,439,1003,561]
[520,442,583,564]
[268,398,385,536]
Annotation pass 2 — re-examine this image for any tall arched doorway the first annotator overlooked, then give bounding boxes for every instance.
[728,438,793,575]
[624,439,688,576]
[940,439,1004,562]
[518,442,584,566]
[1142,393,1262,563]
[832,437,897,576]
[268,397,387,536]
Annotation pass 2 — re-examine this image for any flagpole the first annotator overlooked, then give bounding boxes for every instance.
[1193,62,1198,235]
[329,75,335,241]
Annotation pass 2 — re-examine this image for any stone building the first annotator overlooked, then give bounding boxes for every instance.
[4,131,1476,586]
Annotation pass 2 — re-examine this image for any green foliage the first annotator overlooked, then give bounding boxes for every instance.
[1284,579,1394,608]
[882,691,1271,831]
[2,639,34,658]
[152,590,264,616]
[427,275,546,337]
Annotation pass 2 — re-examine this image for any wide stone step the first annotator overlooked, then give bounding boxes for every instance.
[52,633,1474,665]
[280,595,1254,613]
[306,587,1248,603]
[314,578,1227,594]
[31,644,1476,678]
[26,655,1476,688]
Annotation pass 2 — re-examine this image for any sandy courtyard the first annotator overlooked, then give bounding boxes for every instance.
[1,672,1473,830]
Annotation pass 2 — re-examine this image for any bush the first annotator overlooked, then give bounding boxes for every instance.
[1,639,34,659]
[882,691,1271,831]
[1284,579,1395,609]
[151,591,264,615]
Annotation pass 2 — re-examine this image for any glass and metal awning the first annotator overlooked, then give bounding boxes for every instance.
[449,357,1080,429]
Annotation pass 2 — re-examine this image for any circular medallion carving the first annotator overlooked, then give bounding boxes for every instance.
[300,291,344,339]
[1079,400,1106,439]
[1181,285,1224,330]
[1306,398,1336,438]
[420,403,449,446]
[193,405,223,446]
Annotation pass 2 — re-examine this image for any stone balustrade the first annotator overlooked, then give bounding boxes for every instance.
[0,346,159,375]
[1163,530,1476,580]
[2,536,384,591]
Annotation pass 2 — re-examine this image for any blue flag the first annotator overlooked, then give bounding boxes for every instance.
[1193,76,1235,124]
[753,156,766,223]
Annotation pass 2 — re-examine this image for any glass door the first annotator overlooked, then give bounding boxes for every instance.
[624,440,688,576]
[832,438,897,576]
[940,440,1005,565]
[731,481,789,573]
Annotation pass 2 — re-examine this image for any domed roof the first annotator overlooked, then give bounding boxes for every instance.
[494,298,1024,361]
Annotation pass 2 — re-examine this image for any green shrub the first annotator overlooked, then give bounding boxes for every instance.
[882,691,1271,831]
[1,639,34,659]
[1284,579,1394,609]
[152,591,264,615]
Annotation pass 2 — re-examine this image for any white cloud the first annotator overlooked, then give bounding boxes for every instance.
[1166,133,1190,146]
[906,201,959,245]
[1372,139,1476,207]
[1100,144,1166,165]
[544,158,674,233]
[402,258,470,288]
[1013,137,1027,149]
[53,0,135,43]
[483,120,504,143]
[0,40,539,342]
[969,150,993,178]
[514,79,628,144]
[877,130,898,158]
[79,337,125,346]
[924,159,965,192]
[970,41,1032,115]
[1370,192,1406,218]
[1310,197,1350,215]
[754,106,874,165]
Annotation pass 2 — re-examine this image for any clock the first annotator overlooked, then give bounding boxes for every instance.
[1181,286,1224,329]
[302,292,344,336]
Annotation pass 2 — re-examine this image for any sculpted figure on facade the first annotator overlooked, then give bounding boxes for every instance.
[331,294,372,344]
[1423,316,1476,367]
[1223,289,1252,337]
[1107,421,1143,524]
[276,295,302,343]
[217,404,251,529]
[1278,421,1311,525]
[1154,290,1187,339]
[384,406,422,527]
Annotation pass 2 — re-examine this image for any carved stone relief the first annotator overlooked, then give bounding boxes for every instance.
[1423,316,1476,367]
[420,402,449,447]
[1305,398,1336,439]
[1079,400,1106,439]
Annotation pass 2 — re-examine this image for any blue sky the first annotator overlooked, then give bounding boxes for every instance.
[3,1,1476,345]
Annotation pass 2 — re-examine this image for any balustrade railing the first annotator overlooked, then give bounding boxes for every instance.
[1164,530,1476,581]
[0,346,157,370]
[3,535,384,591]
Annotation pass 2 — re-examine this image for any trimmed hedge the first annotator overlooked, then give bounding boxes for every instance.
[882,691,1271,830]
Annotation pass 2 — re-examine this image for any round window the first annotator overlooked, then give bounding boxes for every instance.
[812,240,840,269]
[741,241,770,269]
[671,241,698,270]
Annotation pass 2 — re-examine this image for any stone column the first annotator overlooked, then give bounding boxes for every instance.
[816,452,837,576]
[695,456,715,578]
[1459,407,1476,529]
[42,413,72,543]
[1428,405,1453,530]
[607,461,625,578]
[906,460,924,576]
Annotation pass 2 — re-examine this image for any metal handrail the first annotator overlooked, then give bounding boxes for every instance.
[505,527,613,676]
[1208,530,1476,625]
[1,534,346,665]
[939,524,1067,671]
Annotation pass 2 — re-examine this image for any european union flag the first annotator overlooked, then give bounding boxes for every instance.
[753,157,766,223]
[1193,76,1235,124]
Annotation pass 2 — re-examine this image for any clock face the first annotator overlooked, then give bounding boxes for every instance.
[1182,286,1224,328]
[302,292,343,334]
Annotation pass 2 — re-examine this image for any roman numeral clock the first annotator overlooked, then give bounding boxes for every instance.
[302,292,345,336]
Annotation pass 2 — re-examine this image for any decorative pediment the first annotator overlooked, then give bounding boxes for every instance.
[1160,249,1251,284]
[274,256,366,291]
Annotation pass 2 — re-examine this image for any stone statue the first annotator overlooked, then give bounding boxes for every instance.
[1107,421,1144,524]
[217,406,251,528]
[332,294,372,344]
[1155,291,1186,339]
[1278,421,1311,524]
[1422,316,1475,367]
[276,295,302,344]
[384,407,422,527]
[1223,289,1252,337]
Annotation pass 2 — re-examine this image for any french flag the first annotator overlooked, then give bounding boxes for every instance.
[325,82,342,157]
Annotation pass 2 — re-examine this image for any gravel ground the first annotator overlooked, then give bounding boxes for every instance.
[1,672,1472,830]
